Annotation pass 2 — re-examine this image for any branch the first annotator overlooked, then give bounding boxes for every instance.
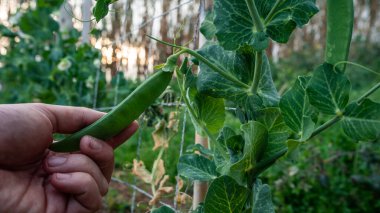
[245,0,265,32]
[250,51,263,94]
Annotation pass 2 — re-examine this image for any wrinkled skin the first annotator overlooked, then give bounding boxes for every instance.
[0,104,138,213]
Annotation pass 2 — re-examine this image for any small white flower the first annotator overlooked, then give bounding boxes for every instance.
[288,166,299,176]
[93,59,101,67]
[86,76,94,88]
[72,78,77,83]
[57,58,72,71]
[9,12,22,25]
[35,55,42,62]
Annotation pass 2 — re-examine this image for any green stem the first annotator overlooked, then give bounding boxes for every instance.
[310,81,380,139]
[264,0,282,24]
[310,116,342,139]
[250,51,263,94]
[357,82,380,104]
[245,0,265,32]
[183,48,250,89]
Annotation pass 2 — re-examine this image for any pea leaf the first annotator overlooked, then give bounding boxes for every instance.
[193,94,226,135]
[256,108,290,145]
[342,99,380,141]
[213,0,318,50]
[252,108,289,175]
[177,154,218,181]
[197,43,279,107]
[252,179,275,213]
[230,121,268,172]
[214,127,237,174]
[200,11,217,40]
[151,206,175,213]
[204,176,249,213]
[280,76,318,141]
[230,110,288,177]
[262,0,319,43]
[307,63,351,115]
[180,59,225,136]
[214,0,269,51]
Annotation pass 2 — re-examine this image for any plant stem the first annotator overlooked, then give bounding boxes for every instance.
[264,0,282,24]
[250,51,263,94]
[357,82,380,104]
[183,48,249,89]
[310,116,342,139]
[245,0,265,32]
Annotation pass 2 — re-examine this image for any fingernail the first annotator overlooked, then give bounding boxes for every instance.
[56,173,71,180]
[88,137,102,150]
[48,156,67,167]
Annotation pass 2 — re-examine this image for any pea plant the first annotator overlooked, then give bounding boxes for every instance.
[146,0,380,212]
[88,0,379,212]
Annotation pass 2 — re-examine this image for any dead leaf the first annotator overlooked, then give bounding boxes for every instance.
[152,120,169,151]
[149,175,174,206]
[175,192,193,205]
[131,159,152,184]
[153,159,165,186]
[167,111,179,132]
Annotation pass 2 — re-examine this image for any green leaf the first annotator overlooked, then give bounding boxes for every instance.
[214,127,236,173]
[177,154,218,181]
[213,0,318,48]
[252,179,275,213]
[262,0,319,43]
[204,176,249,213]
[226,135,245,163]
[186,144,214,157]
[307,63,351,115]
[342,99,380,141]
[259,54,280,107]
[256,108,290,144]
[214,0,269,51]
[280,76,318,141]
[197,43,279,107]
[151,206,175,213]
[93,0,115,22]
[179,62,225,136]
[200,11,217,40]
[19,10,59,40]
[231,121,268,172]
[252,108,289,175]
[194,94,226,135]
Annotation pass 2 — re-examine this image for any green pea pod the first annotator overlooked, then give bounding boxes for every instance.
[325,0,354,71]
[50,70,173,152]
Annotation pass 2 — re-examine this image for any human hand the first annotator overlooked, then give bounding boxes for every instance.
[0,104,138,212]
